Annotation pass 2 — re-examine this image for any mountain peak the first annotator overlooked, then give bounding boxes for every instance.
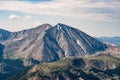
[57,23,65,25]
[56,23,70,27]
[55,23,73,31]
[38,23,52,27]
[30,23,52,31]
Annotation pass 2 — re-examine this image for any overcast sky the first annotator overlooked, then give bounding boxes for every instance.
[0,0,120,37]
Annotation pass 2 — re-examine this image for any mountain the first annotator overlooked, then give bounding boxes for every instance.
[0,23,107,63]
[8,54,120,80]
[0,23,109,79]
[97,37,120,46]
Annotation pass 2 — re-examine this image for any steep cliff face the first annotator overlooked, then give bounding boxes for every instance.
[0,23,107,63]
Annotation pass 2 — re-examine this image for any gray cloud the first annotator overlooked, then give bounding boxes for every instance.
[0,0,120,21]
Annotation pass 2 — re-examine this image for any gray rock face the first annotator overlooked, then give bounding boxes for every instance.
[43,23,107,59]
[0,23,107,63]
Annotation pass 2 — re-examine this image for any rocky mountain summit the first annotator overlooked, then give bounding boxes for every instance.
[0,23,107,63]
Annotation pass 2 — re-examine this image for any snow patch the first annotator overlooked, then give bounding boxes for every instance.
[65,52,67,56]
[77,40,81,46]
[12,37,23,41]
[57,24,61,30]
[77,39,86,53]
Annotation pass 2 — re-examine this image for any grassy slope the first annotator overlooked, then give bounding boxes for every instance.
[8,55,120,80]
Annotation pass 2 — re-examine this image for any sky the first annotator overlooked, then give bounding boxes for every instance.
[0,0,120,37]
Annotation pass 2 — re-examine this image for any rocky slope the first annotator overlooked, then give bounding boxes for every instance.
[0,23,107,63]
[0,24,51,61]
[8,54,120,80]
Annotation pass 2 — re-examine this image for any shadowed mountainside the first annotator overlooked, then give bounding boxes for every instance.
[0,44,4,59]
